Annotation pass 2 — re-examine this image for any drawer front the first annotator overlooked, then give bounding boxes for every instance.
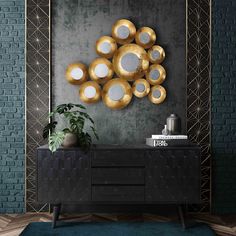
[92,150,145,167]
[37,149,91,203]
[92,168,144,185]
[92,186,144,202]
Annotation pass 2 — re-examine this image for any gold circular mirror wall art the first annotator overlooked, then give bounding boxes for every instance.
[102,78,132,109]
[148,85,166,104]
[146,64,166,85]
[148,45,165,64]
[96,36,117,59]
[135,27,156,49]
[113,44,149,81]
[112,19,136,45]
[132,79,150,98]
[89,58,114,84]
[79,81,101,104]
[66,62,87,85]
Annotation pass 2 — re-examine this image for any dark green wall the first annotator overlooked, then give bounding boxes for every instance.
[212,0,236,214]
[51,0,187,144]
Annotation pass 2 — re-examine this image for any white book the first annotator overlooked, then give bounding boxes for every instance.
[151,135,188,140]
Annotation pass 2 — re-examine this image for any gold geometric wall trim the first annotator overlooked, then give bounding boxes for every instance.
[26,0,211,212]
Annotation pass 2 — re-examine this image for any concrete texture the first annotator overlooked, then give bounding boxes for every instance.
[51,0,186,144]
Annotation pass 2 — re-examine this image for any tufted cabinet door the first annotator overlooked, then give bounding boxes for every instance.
[37,148,91,204]
[146,148,201,204]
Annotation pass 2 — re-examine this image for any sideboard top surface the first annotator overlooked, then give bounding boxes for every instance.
[37,143,199,150]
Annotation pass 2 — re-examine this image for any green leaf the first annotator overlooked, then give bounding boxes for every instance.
[42,121,57,139]
[74,104,86,110]
[48,131,65,153]
[90,126,99,140]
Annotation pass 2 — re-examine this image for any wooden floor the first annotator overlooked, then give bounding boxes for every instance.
[0,213,235,236]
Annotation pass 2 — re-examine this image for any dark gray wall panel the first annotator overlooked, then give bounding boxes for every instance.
[51,0,186,144]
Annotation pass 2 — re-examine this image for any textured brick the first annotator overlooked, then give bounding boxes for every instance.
[212,0,236,214]
[0,0,25,213]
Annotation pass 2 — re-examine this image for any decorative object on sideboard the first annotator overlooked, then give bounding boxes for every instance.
[65,18,167,109]
[166,113,181,135]
[42,103,98,152]
[146,135,188,147]
[161,124,169,136]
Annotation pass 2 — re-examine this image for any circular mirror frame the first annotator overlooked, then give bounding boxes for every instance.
[135,27,156,49]
[148,45,165,64]
[89,58,114,84]
[102,78,133,109]
[113,44,149,81]
[66,62,87,85]
[112,19,136,45]
[146,64,166,85]
[96,36,117,59]
[148,85,166,104]
[79,81,101,103]
[132,78,150,98]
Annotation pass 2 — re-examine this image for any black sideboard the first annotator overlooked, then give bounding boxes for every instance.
[36,144,201,227]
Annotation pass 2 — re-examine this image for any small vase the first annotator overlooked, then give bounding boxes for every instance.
[162,124,169,136]
[62,133,78,147]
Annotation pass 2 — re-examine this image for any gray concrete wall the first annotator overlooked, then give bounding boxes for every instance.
[52,0,186,144]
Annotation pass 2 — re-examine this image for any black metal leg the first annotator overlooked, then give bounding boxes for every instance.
[177,205,186,229]
[52,204,61,228]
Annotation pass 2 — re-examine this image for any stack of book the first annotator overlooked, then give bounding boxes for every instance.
[146,135,189,147]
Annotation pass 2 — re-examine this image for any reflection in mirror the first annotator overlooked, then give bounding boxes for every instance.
[150,69,160,80]
[84,86,96,98]
[139,32,150,44]
[117,25,130,39]
[153,89,161,98]
[94,64,109,78]
[121,53,140,72]
[136,83,145,92]
[151,50,161,60]
[99,42,112,54]
[71,68,83,80]
[108,84,125,101]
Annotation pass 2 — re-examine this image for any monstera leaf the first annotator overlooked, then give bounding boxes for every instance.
[48,131,65,153]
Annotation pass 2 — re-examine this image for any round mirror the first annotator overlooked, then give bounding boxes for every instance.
[148,45,165,64]
[108,84,125,101]
[79,81,101,103]
[66,62,87,85]
[146,64,166,85]
[112,19,136,45]
[148,85,166,104]
[96,36,117,59]
[102,78,132,109]
[121,53,140,72]
[89,58,114,84]
[135,27,156,49]
[94,64,109,78]
[132,78,150,98]
[113,44,149,81]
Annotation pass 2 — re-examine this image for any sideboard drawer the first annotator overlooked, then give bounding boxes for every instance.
[92,167,145,185]
[92,150,145,167]
[92,186,144,202]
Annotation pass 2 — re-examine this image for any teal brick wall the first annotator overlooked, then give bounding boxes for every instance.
[0,0,25,213]
[212,0,236,213]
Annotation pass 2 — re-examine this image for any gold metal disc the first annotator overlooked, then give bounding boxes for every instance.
[102,78,133,109]
[89,58,114,84]
[112,44,149,81]
[145,64,166,85]
[66,62,87,85]
[111,19,136,45]
[79,81,101,104]
[148,85,166,104]
[96,36,117,59]
[135,27,156,49]
[132,79,150,98]
[148,45,165,64]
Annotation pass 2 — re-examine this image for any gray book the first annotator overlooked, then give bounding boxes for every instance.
[146,138,191,147]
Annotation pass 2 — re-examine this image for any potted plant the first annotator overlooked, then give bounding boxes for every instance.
[43,103,98,152]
